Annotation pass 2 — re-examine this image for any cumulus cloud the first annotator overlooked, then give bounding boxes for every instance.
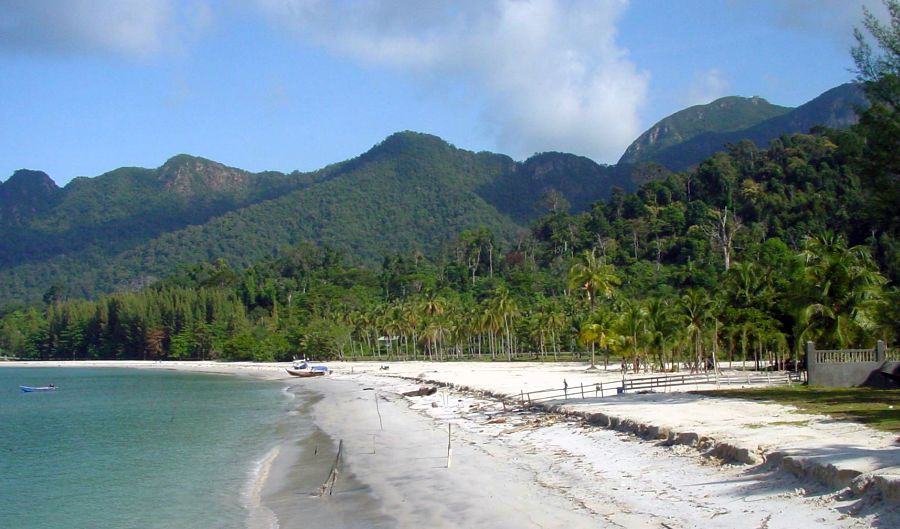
[681,68,730,107]
[0,0,211,58]
[254,0,648,163]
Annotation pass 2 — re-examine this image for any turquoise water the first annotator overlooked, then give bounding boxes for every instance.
[0,368,296,529]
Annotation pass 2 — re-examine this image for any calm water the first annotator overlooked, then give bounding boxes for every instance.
[0,367,301,529]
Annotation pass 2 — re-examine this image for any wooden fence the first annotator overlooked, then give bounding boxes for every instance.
[520,370,799,406]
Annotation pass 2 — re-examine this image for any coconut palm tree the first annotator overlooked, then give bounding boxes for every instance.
[488,286,518,360]
[616,300,648,373]
[678,288,713,372]
[567,250,620,308]
[644,297,673,370]
[580,307,619,369]
[544,306,567,361]
[796,232,887,348]
[422,318,450,361]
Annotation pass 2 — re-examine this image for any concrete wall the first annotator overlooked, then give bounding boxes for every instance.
[806,341,897,388]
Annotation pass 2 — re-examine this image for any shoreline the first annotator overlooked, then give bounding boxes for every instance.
[5,360,898,527]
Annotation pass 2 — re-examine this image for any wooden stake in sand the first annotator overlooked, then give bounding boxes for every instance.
[447,423,453,469]
[319,439,343,497]
[374,390,384,431]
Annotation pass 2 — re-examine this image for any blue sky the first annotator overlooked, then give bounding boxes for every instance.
[0,1,885,186]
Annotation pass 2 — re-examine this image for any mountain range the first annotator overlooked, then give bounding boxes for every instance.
[619,83,865,171]
[0,83,865,305]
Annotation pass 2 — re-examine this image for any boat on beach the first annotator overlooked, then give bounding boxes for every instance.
[20,385,56,392]
[286,359,330,377]
[286,368,328,377]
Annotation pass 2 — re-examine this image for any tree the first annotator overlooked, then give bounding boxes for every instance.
[678,289,714,372]
[702,207,742,272]
[616,300,648,373]
[487,286,518,360]
[644,297,674,370]
[852,0,900,234]
[567,250,620,308]
[796,232,886,348]
[579,307,619,369]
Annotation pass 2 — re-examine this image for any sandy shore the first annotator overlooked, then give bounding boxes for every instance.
[6,360,898,528]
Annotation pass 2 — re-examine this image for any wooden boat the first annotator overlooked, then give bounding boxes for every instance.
[286,368,327,377]
[286,362,330,377]
[20,385,56,392]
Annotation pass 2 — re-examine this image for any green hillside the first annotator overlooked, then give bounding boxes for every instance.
[3,125,895,364]
[649,84,866,171]
[619,96,791,165]
[1,132,630,305]
[0,156,311,270]
[0,83,873,307]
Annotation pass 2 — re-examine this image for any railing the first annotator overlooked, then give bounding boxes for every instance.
[815,349,878,364]
[520,370,798,406]
[886,348,900,362]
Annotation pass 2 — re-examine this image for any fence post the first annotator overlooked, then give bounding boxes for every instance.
[580,383,584,399]
[876,340,886,363]
[520,390,524,406]
[806,341,816,385]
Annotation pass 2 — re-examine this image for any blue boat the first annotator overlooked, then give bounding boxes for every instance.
[20,385,56,392]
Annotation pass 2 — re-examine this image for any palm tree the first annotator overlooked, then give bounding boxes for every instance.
[529,312,548,360]
[422,319,450,361]
[579,322,602,367]
[678,288,713,372]
[567,250,620,308]
[616,300,648,373]
[544,306,567,361]
[796,232,887,348]
[580,307,619,369]
[422,293,446,319]
[644,298,673,371]
[479,301,502,360]
[488,287,518,360]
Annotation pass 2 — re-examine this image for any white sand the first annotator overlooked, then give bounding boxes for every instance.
[7,359,899,528]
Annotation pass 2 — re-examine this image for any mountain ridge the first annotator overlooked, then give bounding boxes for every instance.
[619,95,791,166]
[0,131,623,303]
[623,83,865,171]
[0,83,866,305]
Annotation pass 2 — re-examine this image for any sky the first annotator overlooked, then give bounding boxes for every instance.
[0,0,888,186]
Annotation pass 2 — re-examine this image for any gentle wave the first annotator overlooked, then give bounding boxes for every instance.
[244,445,281,529]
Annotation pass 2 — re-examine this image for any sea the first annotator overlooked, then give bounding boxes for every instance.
[0,367,312,529]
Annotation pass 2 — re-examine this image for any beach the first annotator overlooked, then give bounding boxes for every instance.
[6,360,899,528]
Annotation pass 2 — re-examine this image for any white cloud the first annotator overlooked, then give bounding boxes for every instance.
[736,0,889,49]
[254,0,648,163]
[0,0,211,58]
[681,68,730,107]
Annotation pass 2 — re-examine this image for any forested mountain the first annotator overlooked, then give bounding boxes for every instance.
[0,170,61,224]
[0,132,624,305]
[0,82,875,307]
[620,84,865,171]
[1,126,895,364]
[619,95,791,166]
[3,0,899,367]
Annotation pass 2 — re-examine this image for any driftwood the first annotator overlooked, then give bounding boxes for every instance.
[402,386,438,397]
[318,439,343,497]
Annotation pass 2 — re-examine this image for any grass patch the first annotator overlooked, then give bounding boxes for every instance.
[743,420,810,429]
[769,420,811,427]
[696,385,900,433]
